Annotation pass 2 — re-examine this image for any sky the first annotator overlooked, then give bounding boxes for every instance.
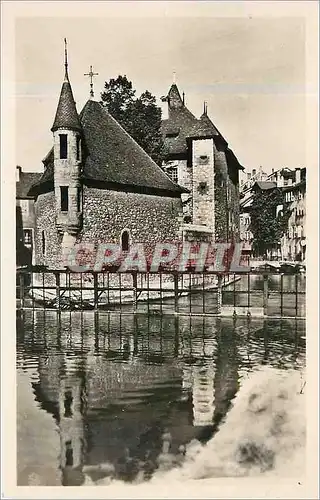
[15,13,306,174]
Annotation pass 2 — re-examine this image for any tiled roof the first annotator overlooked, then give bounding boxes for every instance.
[161,108,198,158]
[51,75,82,133]
[253,181,277,191]
[161,83,199,157]
[16,171,43,199]
[188,112,220,139]
[30,100,186,197]
[225,148,245,172]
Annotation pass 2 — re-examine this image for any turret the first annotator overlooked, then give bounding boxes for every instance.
[52,39,82,236]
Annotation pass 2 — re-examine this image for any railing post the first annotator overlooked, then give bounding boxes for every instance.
[19,272,25,309]
[217,274,222,315]
[174,272,179,314]
[55,272,60,310]
[263,274,268,316]
[280,273,284,316]
[93,272,99,310]
[132,271,138,312]
[295,273,299,317]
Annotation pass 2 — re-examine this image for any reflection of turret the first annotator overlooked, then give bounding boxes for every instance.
[192,364,215,427]
[213,323,239,430]
[34,350,88,486]
[58,356,87,486]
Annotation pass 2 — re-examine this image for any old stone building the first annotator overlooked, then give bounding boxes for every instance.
[280,168,306,262]
[28,56,186,269]
[239,167,306,261]
[161,84,244,243]
[16,166,42,266]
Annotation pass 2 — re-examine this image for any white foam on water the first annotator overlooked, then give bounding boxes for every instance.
[85,367,306,487]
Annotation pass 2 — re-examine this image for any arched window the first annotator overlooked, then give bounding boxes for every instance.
[121,230,130,252]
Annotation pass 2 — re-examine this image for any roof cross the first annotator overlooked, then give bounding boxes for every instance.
[84,65,99,98]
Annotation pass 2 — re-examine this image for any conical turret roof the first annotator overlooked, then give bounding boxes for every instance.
[51,73,81,133]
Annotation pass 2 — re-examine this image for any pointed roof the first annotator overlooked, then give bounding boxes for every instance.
[188,112,221,139]
[51,72,81,133]
[161,84,199,158]
[16,171,43,199]
[167,83,184,111]
[29,100,187,197]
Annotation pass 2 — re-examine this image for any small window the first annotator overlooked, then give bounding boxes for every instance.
[197,181,209,195]
[65,441,73,467]
[77,188,82,212]
[167,166,178,183]
[23,229,32,245]
[42,231,46,255]
[121,230,130,252]
[64,390,73,418]
[76,136,81,161]
[199,154,209,164]
[165,131,179,138]
[60,186,69,212]
[59,134,68,159]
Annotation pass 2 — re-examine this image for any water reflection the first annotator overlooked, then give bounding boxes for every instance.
[16,310,305,486]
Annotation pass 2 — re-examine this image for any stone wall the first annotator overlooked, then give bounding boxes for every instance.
[214,150,228,241]
[214,149,240,242]
[34,186,183,269]
[34,191,62,268]
[192,139,215,231]
[162,159,192,220]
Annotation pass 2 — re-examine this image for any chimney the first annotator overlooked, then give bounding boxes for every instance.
[16,165,22,182]
[271,168,274,174]
[252,169,256,177]
[247,172,251,180]
[295,167,301,184]
[277,172,284,188]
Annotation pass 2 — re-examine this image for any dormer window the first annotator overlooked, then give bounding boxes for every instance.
[165,128,180,139]
[59,134,68,159]
[167,166,178,183]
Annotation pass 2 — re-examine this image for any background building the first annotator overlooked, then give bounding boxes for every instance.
[239,167,306,261]
[16,166,42,266]
[280,168,306,261]
[161,84,244,244]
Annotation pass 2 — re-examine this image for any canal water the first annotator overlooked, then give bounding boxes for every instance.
[17,308,306,486]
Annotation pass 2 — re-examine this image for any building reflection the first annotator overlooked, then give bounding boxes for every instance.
[16,310,303,485]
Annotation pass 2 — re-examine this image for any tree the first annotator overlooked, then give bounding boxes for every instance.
[250,188,291,258]
[100,76,163,165]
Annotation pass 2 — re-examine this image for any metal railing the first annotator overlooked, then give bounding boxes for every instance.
[16,267,306,318]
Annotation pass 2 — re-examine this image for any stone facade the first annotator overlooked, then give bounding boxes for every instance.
[34,186,183,268]
[192,139,215,230]
[280,173,306,261]
[162,158,192,220]
[53,128,82,235]
[161,83,242,245]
